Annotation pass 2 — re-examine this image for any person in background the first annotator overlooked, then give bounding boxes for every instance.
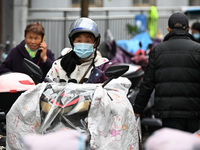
[191,22,200,43]
[46,17,117,83]
[0,22,55,82]
[133,12,200,133]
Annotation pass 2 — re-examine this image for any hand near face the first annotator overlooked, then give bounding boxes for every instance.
[39,42,47,62]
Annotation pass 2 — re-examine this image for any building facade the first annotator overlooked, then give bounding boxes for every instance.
[1,0,200,58]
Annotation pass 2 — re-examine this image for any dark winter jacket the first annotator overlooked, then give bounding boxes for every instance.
[0,40,55,82]
[133,30,200,118]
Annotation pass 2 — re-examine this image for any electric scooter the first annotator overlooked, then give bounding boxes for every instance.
[6,62,141,150]
[0,58,43,148]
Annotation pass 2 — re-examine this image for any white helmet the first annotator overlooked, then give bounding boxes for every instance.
[68,17,100,47]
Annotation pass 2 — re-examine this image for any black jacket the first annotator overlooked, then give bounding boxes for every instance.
[133,30,200,118]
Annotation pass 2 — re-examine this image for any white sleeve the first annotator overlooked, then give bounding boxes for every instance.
[46,60,60,82]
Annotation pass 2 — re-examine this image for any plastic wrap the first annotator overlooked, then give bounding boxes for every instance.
[39,82,96,135]
[6,77,139,150]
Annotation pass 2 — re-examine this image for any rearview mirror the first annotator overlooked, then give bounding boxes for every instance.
[102,65,129,87]
[23,58,43,84]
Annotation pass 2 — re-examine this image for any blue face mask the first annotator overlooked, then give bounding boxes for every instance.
[193,33,200,40]
[73,43,94,58]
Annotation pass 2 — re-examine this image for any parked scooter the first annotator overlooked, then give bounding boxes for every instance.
[0,58,43,148]
[98,40,145,98]
[0,58,42,112]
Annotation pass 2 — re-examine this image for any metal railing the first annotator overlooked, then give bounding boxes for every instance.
[28,7,182,58]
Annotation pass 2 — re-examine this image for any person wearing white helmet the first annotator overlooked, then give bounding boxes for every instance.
[46,17,117,83]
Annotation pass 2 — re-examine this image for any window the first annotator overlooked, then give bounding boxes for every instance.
[189,0,200,5]
[72,0,102,7]
[133,0,156,6]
